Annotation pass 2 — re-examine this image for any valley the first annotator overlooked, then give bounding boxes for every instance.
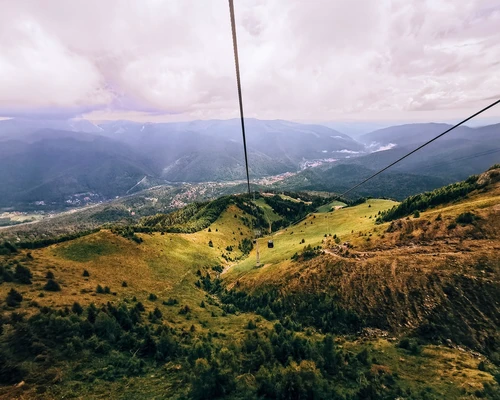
[1,118,499,212]
[0,167,499,399]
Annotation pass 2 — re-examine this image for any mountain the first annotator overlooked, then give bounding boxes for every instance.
[0,130,156,207]
[0,118,102,140]
[0,167,498,399]
[274,163,448,200]
[97,118,366,181]
[343,123,500,182]
[0,118,365,208]
[1,118,498,210]
[358,123,474,146]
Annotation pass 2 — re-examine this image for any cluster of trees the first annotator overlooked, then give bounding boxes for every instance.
[238,238,253,255]
[377,175,481,223]
[15,229,101,250]
[0,301,180,385]
[291,245,322,261]
[0,241,18,256]
[110,226,143,243]
[0,298,425,399]
[140,196,236,233]
[221,288,362,335]
[188,326,412,400]
[1,263,32,285]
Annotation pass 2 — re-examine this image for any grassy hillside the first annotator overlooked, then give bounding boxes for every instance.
[229,198,397,276]
[224,167,500,356]
[1,170,499,399]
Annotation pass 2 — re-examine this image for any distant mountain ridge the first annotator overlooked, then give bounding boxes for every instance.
[0,117,498,209]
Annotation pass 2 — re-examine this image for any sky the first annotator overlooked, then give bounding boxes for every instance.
[1,0,500,123]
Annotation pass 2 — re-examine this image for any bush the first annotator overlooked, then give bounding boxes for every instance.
[96,284,105,294]
[179,305,191,315]
[153,307,162,319]
[0,350,25,384]
[6,288,23,307]
[413,211,420,218]
[398,337,411,350]
[72,302,84,315]
[83,269,90,277]
[122,281,128,287]
[148,293,158,301]
[44,279,61,292]
[398,337,421,355]
[164,298,178,306]
[208,240,213,247]
[46,271,55,279]
[456,212,477,225]
[14,265,32,284]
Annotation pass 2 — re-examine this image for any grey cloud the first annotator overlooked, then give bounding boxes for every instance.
[0,0,499,122]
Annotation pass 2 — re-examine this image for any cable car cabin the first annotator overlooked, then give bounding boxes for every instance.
[267,240,274,248]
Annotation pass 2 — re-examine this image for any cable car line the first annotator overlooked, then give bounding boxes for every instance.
[340,98,500,197]
[228,0,251,198]
[229,0,261,264]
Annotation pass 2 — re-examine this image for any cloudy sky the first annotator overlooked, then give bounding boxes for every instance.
[1,0,499,123]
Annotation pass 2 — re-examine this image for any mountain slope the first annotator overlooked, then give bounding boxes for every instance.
[0,131,156,207]
[0,169,499,398]
[274,163,448,200]
[226,166,500,355]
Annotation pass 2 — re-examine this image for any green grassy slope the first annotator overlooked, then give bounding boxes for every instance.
[229,199,397,276]
[1,172,499,399]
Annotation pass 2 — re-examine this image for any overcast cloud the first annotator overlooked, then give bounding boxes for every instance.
[0,0,499,122]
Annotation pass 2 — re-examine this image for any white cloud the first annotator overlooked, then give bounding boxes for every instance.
[0,0,499,121]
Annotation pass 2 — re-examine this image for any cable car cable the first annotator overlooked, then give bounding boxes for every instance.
[228,0,262,263]
[228,0,251,197]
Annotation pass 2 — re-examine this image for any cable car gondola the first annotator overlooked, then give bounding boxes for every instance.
[267,240,274,248]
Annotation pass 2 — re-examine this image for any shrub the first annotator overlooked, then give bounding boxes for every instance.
[148,293,158,301]
[72,302,84,315]
[6,288,23,307]
[46,271,55,279]
[2,269,14,282]
[104,286,111,294]
[164,298,178,306]
[456,212,477,225]
[14,265,32,284]
[83,269,90,277]
[179,305,191,315]
[208,240,213,247]
[44,279,61,292]
[0,350,25,384]
[447,222,457,230]
[96,284,105,294]
[398,337,411,350]
[413,211,420,218]
[122,281,128,287]
[153,307,162,319]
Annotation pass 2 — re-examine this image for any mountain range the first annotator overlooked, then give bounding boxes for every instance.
[0,117,498,208]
